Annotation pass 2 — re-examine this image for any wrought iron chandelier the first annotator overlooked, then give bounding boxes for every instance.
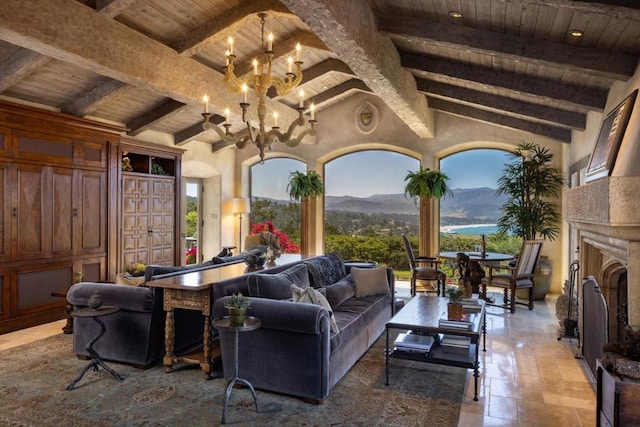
[201,13,316,162]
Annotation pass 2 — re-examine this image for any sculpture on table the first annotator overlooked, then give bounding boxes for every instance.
[260,231,281,263]
[456,252,473,298]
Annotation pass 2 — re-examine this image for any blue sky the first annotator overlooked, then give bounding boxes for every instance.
[251,149,511,199]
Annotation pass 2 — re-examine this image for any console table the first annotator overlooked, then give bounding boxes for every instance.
[147,254,304,379]
[385,295,486,401]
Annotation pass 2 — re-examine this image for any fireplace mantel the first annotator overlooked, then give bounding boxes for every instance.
[564,176,640,329]
[564,176,640,241]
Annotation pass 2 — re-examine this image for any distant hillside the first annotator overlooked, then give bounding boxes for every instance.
[324,188,506,224]
[253,188,506,227]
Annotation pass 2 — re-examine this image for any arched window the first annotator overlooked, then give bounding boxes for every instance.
[324,150,419,261]
[250,157,305,253]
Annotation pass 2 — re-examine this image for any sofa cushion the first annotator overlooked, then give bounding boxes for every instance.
[247,263,310,300]
[330,294,390,353]
[291,284,339,334]
[323,275,355,308]
[352,266,391,297]
[304,252,346,288]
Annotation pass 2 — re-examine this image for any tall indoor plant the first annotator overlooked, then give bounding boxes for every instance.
[404,167,451,256]
[287,170,325,255]
[496,142,565,299]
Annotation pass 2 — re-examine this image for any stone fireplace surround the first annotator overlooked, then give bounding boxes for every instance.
[564,176,640,356]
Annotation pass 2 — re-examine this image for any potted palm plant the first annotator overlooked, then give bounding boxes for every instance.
[287,170,325,255]
[224,293,252,325]
[496,142,565,299]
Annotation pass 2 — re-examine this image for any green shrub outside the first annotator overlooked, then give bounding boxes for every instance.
[325,233,522,281]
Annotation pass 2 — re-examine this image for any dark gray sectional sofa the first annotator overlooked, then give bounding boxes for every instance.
[67,254,252,368]
[212,253,395,403]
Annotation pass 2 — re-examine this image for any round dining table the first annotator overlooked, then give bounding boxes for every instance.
[438,251,515,294]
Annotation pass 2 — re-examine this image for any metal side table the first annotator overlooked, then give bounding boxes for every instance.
[66,306,124,390]
[213,316,261,424]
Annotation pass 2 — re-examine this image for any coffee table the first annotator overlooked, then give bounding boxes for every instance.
[385,295,486,401]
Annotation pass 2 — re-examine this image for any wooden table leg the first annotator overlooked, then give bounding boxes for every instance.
[202,314,212,379]
[163,308,175,372]
[51,291,74,334]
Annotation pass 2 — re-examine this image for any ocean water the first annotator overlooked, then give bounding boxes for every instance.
[440,224,499,235]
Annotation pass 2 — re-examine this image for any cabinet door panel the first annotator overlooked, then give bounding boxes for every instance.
[149,178,174,265]
[77,170,106,253]
[122,176,152,266]
[14,165,49,259]
[51,168,74,255]
[0,163,10,263]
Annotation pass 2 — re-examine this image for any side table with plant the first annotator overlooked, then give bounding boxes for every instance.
[224,293,252,325]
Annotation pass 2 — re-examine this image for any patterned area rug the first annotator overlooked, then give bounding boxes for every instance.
[0,332,466,426]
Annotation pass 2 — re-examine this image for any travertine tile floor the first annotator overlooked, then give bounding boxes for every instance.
[1,283,595,427]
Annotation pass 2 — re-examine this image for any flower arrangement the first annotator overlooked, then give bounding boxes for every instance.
[250,221,300,253]
[185,246,197,264]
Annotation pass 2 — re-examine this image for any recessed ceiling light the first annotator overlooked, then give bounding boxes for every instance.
[569,29,584,37]
[448,11,462,19]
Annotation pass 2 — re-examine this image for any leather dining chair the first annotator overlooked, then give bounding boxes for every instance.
[480,239,544,313]
[401,234,446,297]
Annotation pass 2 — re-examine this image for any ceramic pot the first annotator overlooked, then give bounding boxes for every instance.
[447,303,463,320]
[228,307,247,326]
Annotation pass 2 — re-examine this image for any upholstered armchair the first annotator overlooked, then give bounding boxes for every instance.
[480,239,544,313]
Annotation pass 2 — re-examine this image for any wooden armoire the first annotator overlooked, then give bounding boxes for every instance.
[0,102,183,333]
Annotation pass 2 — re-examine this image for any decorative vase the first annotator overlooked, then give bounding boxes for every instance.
[447,303,463,320]
[228,307,247,326]
[87,291,102,309]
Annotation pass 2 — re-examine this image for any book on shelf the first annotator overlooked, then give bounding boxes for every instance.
[394,333,435,352]
[438,312,477,330]
[439,334,472,349]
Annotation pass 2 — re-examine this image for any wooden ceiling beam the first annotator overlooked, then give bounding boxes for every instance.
[310,78,370,107]
[0,0,129,95]
[127,99,188,136]
[380,15,637,81]
[402,52,607,112]
[416,79,586,130]
[267,58,353,98]
[279,0,435,138]
[95,0,138,17]
[61,79,129,117]
[175,114,225,146]
[172,0,294,57]
[0,49,52,92]
[520,0,640,21]
[428,97,572,143]
[0,0,301,126]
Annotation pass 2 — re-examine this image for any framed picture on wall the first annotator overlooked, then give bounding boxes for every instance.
[586,89,638,182]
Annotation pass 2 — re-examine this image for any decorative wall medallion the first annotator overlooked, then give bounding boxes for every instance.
[355,101,379,134]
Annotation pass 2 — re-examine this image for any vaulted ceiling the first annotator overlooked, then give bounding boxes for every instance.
[0,0,639,148]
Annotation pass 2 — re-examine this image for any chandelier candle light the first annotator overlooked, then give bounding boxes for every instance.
[202,13,316,162]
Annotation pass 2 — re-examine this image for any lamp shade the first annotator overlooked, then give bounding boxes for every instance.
[231,197,251,214]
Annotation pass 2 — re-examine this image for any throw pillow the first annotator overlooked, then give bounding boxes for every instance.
[291,284,339,334]
[323,275,355,308]
[303,252,346,288]
[352,266,390,297]
[247,263,310,299]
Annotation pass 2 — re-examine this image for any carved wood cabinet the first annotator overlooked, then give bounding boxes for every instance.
[118,139,182,271]
[0,103,183,333]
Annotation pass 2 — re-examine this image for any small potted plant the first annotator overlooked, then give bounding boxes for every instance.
[445,285,464,320]
[224,293,252,325]
[287,170,325,201]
